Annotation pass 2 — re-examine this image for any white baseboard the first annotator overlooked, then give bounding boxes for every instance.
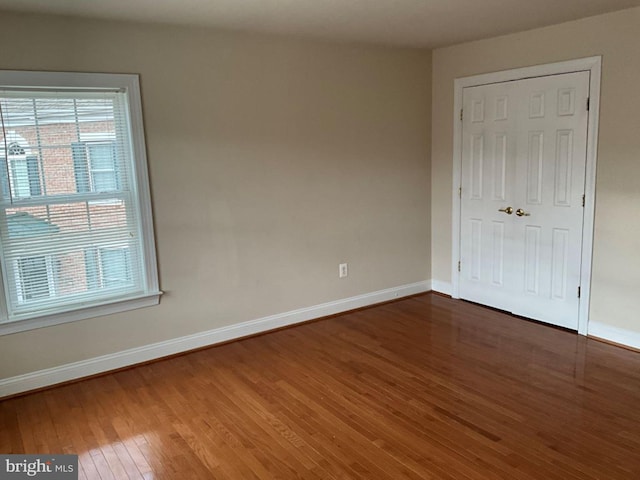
[0,280,431,398]
[431,280,452,296]
[588,321,640,350]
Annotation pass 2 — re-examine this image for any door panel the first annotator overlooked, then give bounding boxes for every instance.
[491,221,505,286]
[459,71,590,330]
[460,80,518,312]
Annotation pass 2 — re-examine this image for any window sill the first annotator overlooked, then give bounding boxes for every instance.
[0,291,163,335]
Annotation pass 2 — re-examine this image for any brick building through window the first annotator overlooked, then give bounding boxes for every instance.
[0,72,159,334]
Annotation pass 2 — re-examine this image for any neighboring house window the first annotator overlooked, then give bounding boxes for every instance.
[85,246,133,290]
[16,255,58,303]
[1,140,41,199]
[100,247,133,288]
[0,70,160,335]
[72,140,119,193]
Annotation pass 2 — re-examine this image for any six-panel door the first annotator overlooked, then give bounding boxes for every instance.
[459,71,590,330]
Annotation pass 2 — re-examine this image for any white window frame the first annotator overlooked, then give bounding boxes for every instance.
[0,71,161,335]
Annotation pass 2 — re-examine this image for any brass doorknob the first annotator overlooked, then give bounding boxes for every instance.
[515,208,530,217]
[498,206,513,215]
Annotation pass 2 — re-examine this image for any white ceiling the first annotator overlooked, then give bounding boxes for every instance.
[1,0,639,48]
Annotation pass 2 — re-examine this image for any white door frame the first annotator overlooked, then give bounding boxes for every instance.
[451,56,601,336]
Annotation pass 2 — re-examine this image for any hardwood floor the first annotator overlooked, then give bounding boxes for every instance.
[2,293,640,479]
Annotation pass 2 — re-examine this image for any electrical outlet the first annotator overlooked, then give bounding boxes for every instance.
[339,263,348,278]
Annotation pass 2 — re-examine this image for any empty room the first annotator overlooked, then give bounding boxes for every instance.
[1,1,640,478]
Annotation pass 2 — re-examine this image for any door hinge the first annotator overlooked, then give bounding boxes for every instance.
[578,286,581,298]
[458,186,462,198]
[587,97,590,111]
[458,261,461,272]
[582,194,585,207]
[460,109,463,121]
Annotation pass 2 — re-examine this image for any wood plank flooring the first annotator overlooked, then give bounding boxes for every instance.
[2,293,640,479]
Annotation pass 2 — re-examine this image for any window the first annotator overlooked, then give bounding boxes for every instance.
[16,255,57,302]
[72,137,119,193]
[1,138,41,199]
[0,71,160,334]
[88,143,118,192]
[99,247,132,288]
[85,246,133,290]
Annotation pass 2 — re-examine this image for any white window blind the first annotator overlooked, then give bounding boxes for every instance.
[0,71,160,333]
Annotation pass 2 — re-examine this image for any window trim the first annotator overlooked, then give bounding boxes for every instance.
[0,294,160,335]
[0,70,161,335]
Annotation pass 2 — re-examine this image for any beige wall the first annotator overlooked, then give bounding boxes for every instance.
[0,12,432,379]
[432,7,640,333]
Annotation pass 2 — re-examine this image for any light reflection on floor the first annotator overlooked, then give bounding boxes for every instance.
[77,432,159,479]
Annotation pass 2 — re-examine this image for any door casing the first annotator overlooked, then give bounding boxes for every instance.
[451,57,601,336]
